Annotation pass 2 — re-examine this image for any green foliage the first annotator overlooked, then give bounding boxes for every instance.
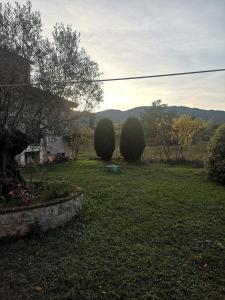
[140,100,176,161]
[27,167,73,201]
[94,118,115,161]
[141,100,168,144]
[69,128,90,160]
[0,0,103,138]
[38,176,73,201]
[140,101,208,162]
[173,115,207,161]
[120,117,145,162]
[206,123,225,184]
[157,114,176,160]
[200,122,220,142]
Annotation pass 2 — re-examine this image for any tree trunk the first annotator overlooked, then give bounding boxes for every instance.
[0,129,29,201]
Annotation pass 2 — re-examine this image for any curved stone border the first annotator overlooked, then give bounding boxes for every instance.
[0,192,83,239]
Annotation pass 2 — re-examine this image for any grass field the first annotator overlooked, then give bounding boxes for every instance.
[1,160,225,299]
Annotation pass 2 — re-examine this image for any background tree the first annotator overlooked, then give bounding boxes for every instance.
[120,117,145,162]
[205,123,225,184]
[0,1,103,201]
[141,100,167,145]
[172,115,207,161]
[141,100,176,160]
[157,115,175,160]
[94,119,115,161]
[68,127,89,160]
[198,122,219,143]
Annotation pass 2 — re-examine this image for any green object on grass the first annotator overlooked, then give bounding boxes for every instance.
[106,164,121,174]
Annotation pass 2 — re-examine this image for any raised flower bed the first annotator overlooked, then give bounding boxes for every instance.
[0,191,83,239]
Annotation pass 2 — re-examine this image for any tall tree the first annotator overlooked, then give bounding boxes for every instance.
[68,127,90,160]
[141,100,176,159]
[141,100,168,145]
[0,1,103,201]
[157,115,175,160]
[34,23,103,111]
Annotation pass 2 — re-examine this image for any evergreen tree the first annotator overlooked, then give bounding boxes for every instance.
[120,117,145,162]
[94,118,115,161]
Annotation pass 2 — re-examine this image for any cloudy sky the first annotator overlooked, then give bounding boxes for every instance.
[4,0,225,111]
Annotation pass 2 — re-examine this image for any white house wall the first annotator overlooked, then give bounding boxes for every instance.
[46,136,71,157]
[16,136,71,166]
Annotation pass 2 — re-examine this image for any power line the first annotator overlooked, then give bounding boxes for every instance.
[0,68,225,88]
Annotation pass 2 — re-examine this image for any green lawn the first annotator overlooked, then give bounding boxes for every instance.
[1,160,225,299]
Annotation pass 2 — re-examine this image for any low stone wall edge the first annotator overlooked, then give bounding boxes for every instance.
[0,193,83,239]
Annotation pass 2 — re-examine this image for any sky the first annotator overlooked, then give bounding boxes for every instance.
[3,0,225,111]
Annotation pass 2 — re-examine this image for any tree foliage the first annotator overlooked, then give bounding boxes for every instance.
[120,117,145,162]
[0,1,103,140]
[34,22,103,111]
[0,1,42,60]
[94,119,115,161]
[157,116,175,160]
[0,1,103,202]
[141,100,168,144]
[141,100,176,159]
[141,100,207,161]
[172,115,207,161]
[68,127,90,160]
[205,123,225,184]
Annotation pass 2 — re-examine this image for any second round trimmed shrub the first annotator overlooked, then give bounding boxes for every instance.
[120,117,145,162]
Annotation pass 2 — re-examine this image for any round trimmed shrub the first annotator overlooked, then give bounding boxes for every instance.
[120,117,145,162]
[94,118,115,161]
[206,123,225,184]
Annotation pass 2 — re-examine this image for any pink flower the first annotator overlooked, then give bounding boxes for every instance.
[8,191,15,197]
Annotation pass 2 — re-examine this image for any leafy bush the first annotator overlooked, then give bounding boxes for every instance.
[205,123,225,184]
[94,118,115,161]
[0,174,75,208]
[120,117,145,162]
[38,176,73,201]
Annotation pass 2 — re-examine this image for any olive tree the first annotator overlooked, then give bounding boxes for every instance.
[0,1,103,201]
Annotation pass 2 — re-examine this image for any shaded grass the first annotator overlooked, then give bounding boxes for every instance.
[1,160,225,299]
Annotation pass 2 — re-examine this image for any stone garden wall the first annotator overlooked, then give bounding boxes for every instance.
[0,193,83,239]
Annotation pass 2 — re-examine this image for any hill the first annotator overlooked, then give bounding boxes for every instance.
[96,106,225,124]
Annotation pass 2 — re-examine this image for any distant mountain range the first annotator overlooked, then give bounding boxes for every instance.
[96,106,225,124]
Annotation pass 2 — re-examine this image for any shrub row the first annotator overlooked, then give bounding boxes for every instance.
[94,118,225,185]
[94,117,145,162]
